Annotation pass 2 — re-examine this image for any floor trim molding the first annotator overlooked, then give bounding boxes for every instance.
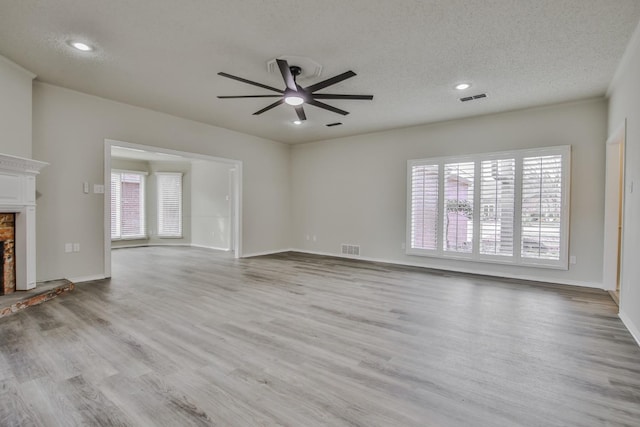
[620,310,640,347]
[288,248,604,290]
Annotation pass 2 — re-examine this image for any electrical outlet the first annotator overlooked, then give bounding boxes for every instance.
[73,243,80,252]
[312,235,317,242]
[65,243,73,253]
[93,184,104,194]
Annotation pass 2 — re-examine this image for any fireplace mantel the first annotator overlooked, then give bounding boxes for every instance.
[0,153,48,291]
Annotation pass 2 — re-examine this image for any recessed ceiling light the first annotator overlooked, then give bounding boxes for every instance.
[292,120,303,125]
[455,83,471,90]
[70,41,93,52]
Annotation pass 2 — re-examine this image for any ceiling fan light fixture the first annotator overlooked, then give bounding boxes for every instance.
[69,41,93,52]
[284,95,305,106]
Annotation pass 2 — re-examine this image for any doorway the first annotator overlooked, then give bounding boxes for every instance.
[103,139,242,278]
[603,121,626,305]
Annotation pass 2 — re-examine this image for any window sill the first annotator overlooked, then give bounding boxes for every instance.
[111,235,148,242]
[157,235,183,239]
[406,249,568,270]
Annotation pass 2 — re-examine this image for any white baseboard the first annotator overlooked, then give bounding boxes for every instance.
[190,244,231,251]
[67,274,107,284]
[112,243,192,249]
[241,248,291,258]
[619,310,640,347]
[289,248,604,289]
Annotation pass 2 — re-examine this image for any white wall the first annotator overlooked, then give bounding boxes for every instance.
[0,55,34,158]
[608,20,640,343]
[291,98,607,287]
[191,160,233,250]
[32,82,291,281]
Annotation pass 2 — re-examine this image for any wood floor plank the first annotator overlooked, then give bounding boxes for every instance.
[1,246,640,426]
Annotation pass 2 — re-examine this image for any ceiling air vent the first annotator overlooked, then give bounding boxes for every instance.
[326,122,343,127]
[460,93,487,102]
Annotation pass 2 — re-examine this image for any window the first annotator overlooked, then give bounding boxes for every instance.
[480,159,515,257]
[410,164,439,250]
[157,173,183,238]
[407,146,570,269]
[111,171,147,240]
[521,155,563,260]
[444,162,474,254]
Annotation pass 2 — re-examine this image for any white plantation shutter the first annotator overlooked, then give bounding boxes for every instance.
[410,164,439,250]
[480,159,515,256]
[157,173,183,237]
[407,146,570,269]
[111,171,146,239]
[521,155,563,260]
[443,162,474,253]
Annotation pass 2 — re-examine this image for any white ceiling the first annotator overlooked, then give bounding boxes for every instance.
[1,1,639,145]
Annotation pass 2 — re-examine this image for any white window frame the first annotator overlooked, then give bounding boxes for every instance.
[156,172,183,238]
[406,145,571,269]
[111,169,148,241]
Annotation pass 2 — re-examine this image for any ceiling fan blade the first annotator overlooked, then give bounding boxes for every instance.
[295,106,307,121]
[305,71,356,93]
[253,99,284,115]
[307,99,349,116]
[276,59,297,91]
[218,95,282,99]
[218,72,283,93]
[312,94,373,100]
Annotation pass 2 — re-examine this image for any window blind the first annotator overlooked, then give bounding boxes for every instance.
[480,159,515,256]
[157,173,183,237]
[410,164,439,250]
[443,162,474,254]
[521,155,563,260]
[111,171,146,240]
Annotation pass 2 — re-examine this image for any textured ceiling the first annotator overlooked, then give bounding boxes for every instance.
[1,0,639,144]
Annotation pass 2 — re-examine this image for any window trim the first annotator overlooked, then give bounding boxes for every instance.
[406,145,571,270]
[156,172,183,239]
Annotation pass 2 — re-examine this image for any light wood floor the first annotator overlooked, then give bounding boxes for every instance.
[1,247,640,426]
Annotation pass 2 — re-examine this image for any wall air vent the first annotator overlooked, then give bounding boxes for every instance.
[341,244,360,256]
[460,93,487,102]
[326,122,343,127]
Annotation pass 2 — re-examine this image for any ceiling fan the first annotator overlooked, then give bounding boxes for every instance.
[217,59,373,122]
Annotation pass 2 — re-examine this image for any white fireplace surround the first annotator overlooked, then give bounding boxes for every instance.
[0,153,47,291]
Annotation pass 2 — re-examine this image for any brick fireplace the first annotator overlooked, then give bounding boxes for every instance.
[0,153,47,292]
[1,213,16,294]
